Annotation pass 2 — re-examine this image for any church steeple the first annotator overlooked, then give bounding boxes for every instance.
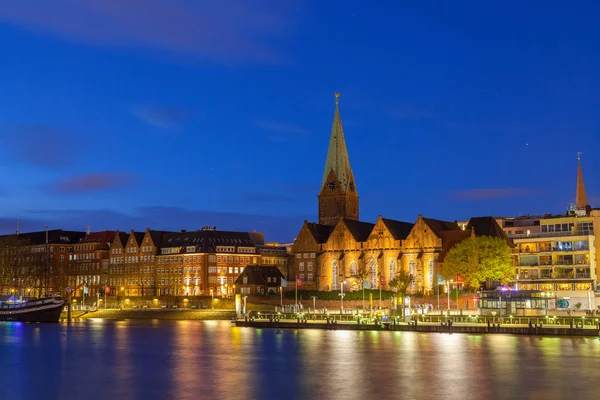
[318,93,359,225]
[575,152,589,209]
[321,93,354,194]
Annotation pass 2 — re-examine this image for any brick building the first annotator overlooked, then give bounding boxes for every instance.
[69,229,119,298]
[0,229,85,296]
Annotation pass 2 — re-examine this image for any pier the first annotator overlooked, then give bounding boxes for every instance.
[234,312,600,337]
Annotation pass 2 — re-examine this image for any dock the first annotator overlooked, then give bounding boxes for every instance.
[234,314,600,337]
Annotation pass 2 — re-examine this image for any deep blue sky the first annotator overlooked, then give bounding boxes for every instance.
[0,1,598,241]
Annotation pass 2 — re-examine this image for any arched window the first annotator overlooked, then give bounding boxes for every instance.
[428,260,434,289]
[389,259,396,281]
[332,260,338,290]
[409,260,416,291]
[350,261,358,276]
[370,258,377,288]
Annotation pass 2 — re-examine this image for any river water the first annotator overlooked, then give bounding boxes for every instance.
[0,319,597,400]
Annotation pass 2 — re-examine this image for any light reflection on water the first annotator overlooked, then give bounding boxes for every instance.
[0,321,598,400]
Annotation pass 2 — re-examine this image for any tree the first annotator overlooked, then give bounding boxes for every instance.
[441,236,513,291]
[389,268,415,319]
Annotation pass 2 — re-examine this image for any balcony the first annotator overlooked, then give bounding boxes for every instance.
[510,230,593,239]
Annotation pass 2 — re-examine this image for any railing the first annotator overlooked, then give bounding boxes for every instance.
[515,247,588,254]
[510,230,592,239]
[518,272,591,280]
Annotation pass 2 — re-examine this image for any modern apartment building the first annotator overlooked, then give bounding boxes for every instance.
[506,155,598,310]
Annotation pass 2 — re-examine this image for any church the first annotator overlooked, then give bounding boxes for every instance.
[291,94,506,293]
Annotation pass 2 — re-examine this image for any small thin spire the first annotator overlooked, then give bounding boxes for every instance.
[335,92,340,105]
[575,152,588,209]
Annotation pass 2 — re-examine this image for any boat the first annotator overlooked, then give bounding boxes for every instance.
[0,296,66,323]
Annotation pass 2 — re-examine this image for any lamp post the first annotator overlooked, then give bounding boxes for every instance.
[210,288,214,309]
[447,280,452,311]
[340,281,345,315]
[437,282,440,313]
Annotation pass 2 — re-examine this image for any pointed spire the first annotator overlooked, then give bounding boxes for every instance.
[322,93,354,193]
[576,152,588,209]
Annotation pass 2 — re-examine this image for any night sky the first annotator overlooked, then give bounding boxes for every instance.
[0,1,598,241]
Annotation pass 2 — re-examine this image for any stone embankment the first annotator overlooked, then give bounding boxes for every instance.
[61,309,235,321]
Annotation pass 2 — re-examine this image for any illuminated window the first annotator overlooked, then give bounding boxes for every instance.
[350,261,358,276]
[409,260,416,291]
[389,259,396,280]
[332,260,338,290]
[428,260,434,288]
[370,259,377,288]
[307,262,313,271]
[299,262,304,271]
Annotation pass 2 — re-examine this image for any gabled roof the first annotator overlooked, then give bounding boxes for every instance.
[321,94,354,193]
[466,216,513,246]
[381,218,414,240]
[306,222,334,244]
[160,229,256,253]
[112,231,128,247]
[133,232,145,246]
[466,217,507,238]
[438,230,473,262]
[82,231,120,244]
[0,229,86,246]
[235,265,284,286]
[422,218,461,236]
[343,219,375,242]
[149,230,171,247]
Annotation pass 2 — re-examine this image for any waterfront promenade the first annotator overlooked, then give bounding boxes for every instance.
[60,308,235,321]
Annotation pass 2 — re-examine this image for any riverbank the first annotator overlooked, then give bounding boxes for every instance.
[60,309,236,321]
[235,319,600,337]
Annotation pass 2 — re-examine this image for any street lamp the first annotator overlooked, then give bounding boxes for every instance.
[447,280,453,311]
[340,280,346,315]
[210,288,214,309]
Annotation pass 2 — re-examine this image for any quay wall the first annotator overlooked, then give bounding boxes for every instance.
[234,320,600,337]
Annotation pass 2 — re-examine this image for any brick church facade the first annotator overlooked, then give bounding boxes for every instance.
[292,94,507,293]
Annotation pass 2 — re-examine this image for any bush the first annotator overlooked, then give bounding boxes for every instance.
[284,289,396,301]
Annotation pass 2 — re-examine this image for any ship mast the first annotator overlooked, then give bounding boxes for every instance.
[43,225,49,298]
[13,217,19,300]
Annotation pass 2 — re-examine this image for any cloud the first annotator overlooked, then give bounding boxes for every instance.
[0,1,299,64]
[52,173,134,193]
[260,121,309,143]
[9,206,303,241]
[451,188,537,201]
[132,106,194,128]
[261,122,308,136]
[244,193,297,204]
[1,125,79,167]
